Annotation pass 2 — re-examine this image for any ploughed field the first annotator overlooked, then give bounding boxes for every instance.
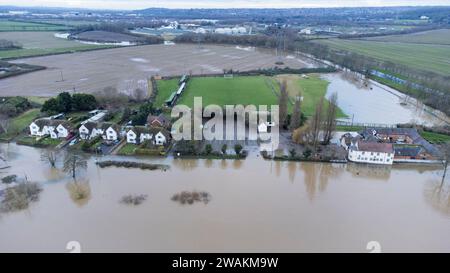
[316,29,450,76]
[0,44,313,96]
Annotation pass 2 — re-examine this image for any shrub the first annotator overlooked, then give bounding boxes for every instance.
[234,144,243,155]
[1,175,17,184]
[221,144,227,155]
[205,144,213,155]
[120,194,148,206]
[0,182,42,213]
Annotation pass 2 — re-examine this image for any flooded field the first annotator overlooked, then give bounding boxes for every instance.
[0,143,449,253]
[0,44,315,96]
[323,73,450,126]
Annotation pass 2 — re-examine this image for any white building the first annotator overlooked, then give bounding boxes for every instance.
[79,122,119,141]
[348,141,394,165]
[126,127,170,146]
[29,119,71,139]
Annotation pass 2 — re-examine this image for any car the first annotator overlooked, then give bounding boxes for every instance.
[69,139,78,146]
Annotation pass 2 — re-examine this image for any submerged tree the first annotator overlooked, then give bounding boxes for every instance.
[41,149,59,168]
[309,97,325,151]
[63,154,87,179]
[442,143,450,183]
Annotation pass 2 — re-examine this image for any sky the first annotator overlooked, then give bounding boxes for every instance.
[1,0,450,10]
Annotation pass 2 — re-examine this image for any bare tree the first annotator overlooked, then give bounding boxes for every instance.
[442,143,450,183]
[132,88,147,102]
[309,97,324,151]
[278,80,288,128]
[322,92,338,144]
[289,93,302,131]
[41,149,59,168]
[0,114,10,134]
[94,86,128,109]
[63,154,87,179]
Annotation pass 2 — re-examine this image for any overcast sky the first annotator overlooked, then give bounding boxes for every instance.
[1,0,450,10]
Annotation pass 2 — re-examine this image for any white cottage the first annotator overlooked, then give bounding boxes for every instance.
[348,141,394,165]
[126,127,170,146]
[29,119,71,139]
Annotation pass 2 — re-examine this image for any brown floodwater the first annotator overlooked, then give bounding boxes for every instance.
[0,143,449,253]
[323,72,450,126]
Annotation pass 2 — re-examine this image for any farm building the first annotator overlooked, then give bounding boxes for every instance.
[348,141,395,165]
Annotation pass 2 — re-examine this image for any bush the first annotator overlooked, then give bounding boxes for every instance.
[120,194,148,206]
[234,144,243,155]
[205,144,213,155]
[0,182,42,213]
[221,144,227,155]
[1,175,17,184]
[303,148,312,159]
[171,191,211,205]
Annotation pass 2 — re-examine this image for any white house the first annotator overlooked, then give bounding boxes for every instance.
[79,122,97,140]
[348,141,394,165]
[102,123,119,141]
[29,119,71,139]
[126,127,169,146]
[258,123,268,133]
[126,127,153,144]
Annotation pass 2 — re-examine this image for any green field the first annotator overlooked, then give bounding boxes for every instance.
[177,76,279,108]
[155,75,345,117]
[365,29,450,45]
[419,131,450,144]
[317,37,450,76]
[0,20,67,31]
[0,32,114,59]
[0,108,40,141]
[154,78,180,108]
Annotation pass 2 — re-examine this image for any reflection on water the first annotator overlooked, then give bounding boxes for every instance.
[66,179,91,207]
[324,72,450,126]
[0,143,449,252]
[424,179,450,217]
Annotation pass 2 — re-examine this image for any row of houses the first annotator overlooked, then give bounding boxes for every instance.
[29,111,172,147]
[341,128,441,165]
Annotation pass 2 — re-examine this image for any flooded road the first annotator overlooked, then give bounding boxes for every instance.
[323,72,450,126]
[0,143,449,252]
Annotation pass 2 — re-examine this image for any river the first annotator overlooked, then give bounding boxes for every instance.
[0,143,449,252]
[323,72,450,126]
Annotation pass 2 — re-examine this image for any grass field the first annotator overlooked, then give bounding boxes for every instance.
[317,37,450,76]
[0,20,67,31]
[419,131,450,144]
[176,76,279,108]
[273,74,346,117]
[364,29,450,45]
[0,108,40,141]
[155,78,180,108]
[155,74,346,117]
[0,32,114,59]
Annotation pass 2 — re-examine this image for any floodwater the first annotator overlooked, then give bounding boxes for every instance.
[324,72,450,126]
[0,143,449,253]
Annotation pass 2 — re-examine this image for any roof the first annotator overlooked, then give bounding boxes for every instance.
[147,113,169,125]
[129,126,151,135]
[360,127,440,157]
[394,146,423,157]
[33,119,71,128]
[149,127,171,139]
[80,122,97,131]
[355,141,394,154]
[165,92,177,104]
[101,123,119,131]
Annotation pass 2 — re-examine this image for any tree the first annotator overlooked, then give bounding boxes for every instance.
[221,144,227,155]
[41,149,59,168]
[322,92,338,144]
[303,148,312,159]
[63,154,87,179]
[309,97,324,151]
[131,103,154,125]
[289,148,297,158]
[234,144,243,155]
[0,114,10,134]
[278,80,288,128]
[205,144,213,155]
[120,107,132,123]
[442,143,450,183]
[56,92,72,113]
[95,86,128,109]
[289,94,302,131]
[72,94,97,111]
[41,97,62,114]
[132,88,147,102]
